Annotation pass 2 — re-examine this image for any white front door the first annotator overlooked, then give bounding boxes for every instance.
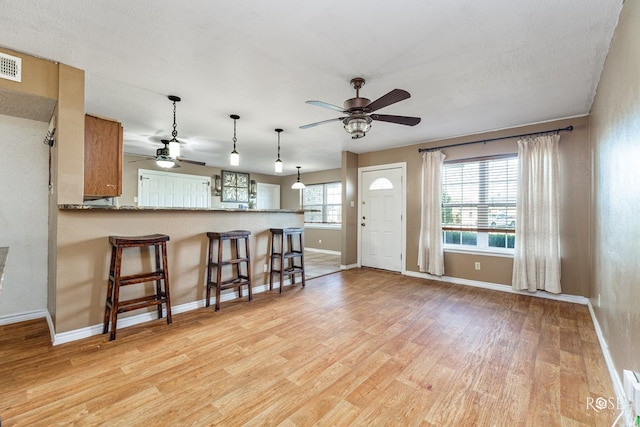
[360,166,404,271]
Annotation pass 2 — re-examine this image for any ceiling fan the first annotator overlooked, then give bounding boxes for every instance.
[129,95,206,168]
[155,139,206,168]
[300,77,421,139]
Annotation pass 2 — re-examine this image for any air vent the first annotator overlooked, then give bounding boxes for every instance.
[0,52,22,82]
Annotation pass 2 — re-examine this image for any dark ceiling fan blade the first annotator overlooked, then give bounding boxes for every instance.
[366,89,411,113]
[178,158,206,166]
[371,114,421,126]
[299,117,345,129]
[306,100,345,113]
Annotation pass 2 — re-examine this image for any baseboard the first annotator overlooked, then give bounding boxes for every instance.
[0,309,49,326]
[403,270,589,305]
[340,263,358,270]
[305,248,341,255]
[53,283,278,346]
[587,300,635,426]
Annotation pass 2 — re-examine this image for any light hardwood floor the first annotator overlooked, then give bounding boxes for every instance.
[304,250,341,279]
[0,269,617,426]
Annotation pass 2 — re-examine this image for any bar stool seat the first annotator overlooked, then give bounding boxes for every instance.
[269,227,306,293]
[206,230,252,311]
[103,234,172,341]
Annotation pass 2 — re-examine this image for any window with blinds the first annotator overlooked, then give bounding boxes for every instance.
[304,182,342,224]
[442,155,517,250]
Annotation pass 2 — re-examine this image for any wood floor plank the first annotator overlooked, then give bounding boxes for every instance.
[0,269,617,426]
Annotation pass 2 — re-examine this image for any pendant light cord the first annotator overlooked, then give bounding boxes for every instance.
[233,118,237,150]
[172,100,178,139]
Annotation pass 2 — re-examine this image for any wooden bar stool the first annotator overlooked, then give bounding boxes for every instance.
[102,234,172,341]
[269,227,306,293]
[206,230,252,311]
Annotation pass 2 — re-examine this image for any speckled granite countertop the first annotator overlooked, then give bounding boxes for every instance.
[0,247,8,297]
[59,204,302,213]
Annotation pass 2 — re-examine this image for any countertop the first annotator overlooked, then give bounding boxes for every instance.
[59,204,303,213]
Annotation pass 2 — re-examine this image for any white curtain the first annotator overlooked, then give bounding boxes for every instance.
[512,134,561,293]
[418,150,446,275]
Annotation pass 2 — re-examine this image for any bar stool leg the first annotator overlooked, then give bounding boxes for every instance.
[110,246,123,341]
[278,232,285,293]
[245,235,253,302]
[103,245,117,334]
[154,243,164,319]
[161,241,172,324]
[299,232,306,287]
[234,238,242,299]
[206,236,214,307]
[215,238,223,311]
[269,235,275,291]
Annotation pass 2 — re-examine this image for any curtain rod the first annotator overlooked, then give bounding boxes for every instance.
[418,125,573,153]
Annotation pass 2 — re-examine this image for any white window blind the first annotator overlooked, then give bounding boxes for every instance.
[442,155,517,250]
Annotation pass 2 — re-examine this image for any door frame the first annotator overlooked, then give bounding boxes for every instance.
[357,162,407,274]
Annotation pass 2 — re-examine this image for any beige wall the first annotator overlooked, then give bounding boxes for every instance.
[589,0,640,380]
[342,151,358,265]
[0,49,60,320]
[304,228,341,252]
[358,116,591,296]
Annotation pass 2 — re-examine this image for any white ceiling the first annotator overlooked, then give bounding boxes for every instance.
[0,0,621,175]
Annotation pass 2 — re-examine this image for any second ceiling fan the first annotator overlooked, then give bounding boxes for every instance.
[300,77,421,139]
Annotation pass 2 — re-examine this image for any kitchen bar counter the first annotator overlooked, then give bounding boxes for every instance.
[59,204,302,213]
[53,206,303,335]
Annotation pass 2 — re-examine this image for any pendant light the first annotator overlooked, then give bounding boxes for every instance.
[229,114,240,166]
[291,166,305,189]
[167,95,181,159]
[274,128,283,173]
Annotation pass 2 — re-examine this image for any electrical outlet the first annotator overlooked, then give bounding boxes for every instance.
[474,262,481,270]
[263,264,268,273]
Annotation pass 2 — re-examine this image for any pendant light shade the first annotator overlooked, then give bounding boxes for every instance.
[291,166,305,189]
[229,114,240,166]
[274,128,283,173]
[155,140,176,168]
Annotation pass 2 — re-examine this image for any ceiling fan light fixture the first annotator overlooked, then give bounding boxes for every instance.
[291,166,305,189]
[156,142,176,168]
[344,116,372,139]
[274,128,283,174]
[156,156,176,169]
[229,114,240,166]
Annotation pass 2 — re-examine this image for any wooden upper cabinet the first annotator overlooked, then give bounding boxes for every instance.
[84,114,123,198]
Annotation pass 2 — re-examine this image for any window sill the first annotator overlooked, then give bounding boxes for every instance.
[444,246,514,258]
[304,223,341,230]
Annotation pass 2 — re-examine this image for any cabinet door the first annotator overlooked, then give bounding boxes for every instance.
[84,114,123,197]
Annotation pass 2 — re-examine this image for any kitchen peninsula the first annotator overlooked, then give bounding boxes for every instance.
[55,204,303,338]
